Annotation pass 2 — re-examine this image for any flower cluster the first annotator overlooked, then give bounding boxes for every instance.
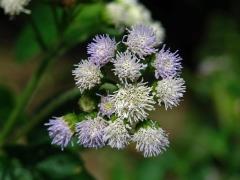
[105,0,165,42]
[45,24,185,157]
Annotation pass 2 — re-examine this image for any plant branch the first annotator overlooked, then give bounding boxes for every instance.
[0,45,65,146]
[15,88,81,142]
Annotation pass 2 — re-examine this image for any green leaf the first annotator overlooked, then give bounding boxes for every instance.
[15,2,61,63]
[36,154,82,179]
[15,24,41,63]
[3,144,95,180]
[35,152,95,179]
[0,156,33,180]
[31,4,59,48]
[64,3,104,45]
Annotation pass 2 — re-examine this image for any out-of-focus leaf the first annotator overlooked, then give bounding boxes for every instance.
[0,156,33,180]
[2,144,95,180]
[64,3,104,45]
[15,25,41,63]
[36,154,87,179]
[15,3,61,63]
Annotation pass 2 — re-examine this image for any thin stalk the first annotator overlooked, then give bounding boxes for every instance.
[15,88,80,141]
[0,46,65,146]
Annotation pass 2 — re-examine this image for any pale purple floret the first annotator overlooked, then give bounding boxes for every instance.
[123,24,158,59]
[45,117,73,151]
[75,116,108,148]
[99,96,115,117]
[87,34,116,67]
[154,45,182,79]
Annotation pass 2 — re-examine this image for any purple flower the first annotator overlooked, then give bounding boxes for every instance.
[123,24,158,59]
[45,117,73,150]
[154,45,182,79]
[87,34,116,67]
[75,116,108,148]
[98,95,115,117]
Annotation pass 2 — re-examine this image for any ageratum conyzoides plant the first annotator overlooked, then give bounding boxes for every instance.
[45,24,186,157]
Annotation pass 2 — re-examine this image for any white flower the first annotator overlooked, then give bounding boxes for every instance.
[132,125,169,157]
[0,0,31,16]
[111,82,155,123]
[72,60,103,93]
[103,119,131,149]
[105,2,126,27]
[124,3,151,26]
[105,0,151,27]
[149,21,165,43]
[123,24,158,59]
[112,51,146,82]
[117,0,137,4]
[155,77,186,109]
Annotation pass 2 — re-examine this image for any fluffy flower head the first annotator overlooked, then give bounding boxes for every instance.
[103,119,131,149]
[87,34,116,67]
[123,24,158,58]
[75,116,108,148]
[99,95,115,117]
[113,51,146,82]
[72,60,102,93]
[106,0,151,27]
[132,125,169,157]
[124,3,151,26]
[111,82,155,123]
[149,21,165,43]
[45,117,73,150]
[156,77,186,109]
[0,0,31,16]
[154,46,182,79]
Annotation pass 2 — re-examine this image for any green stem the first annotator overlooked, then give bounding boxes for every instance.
[15,88,81,141]
[0,46,65,146]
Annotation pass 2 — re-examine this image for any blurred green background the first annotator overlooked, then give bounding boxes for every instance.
[0,0,240,179]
